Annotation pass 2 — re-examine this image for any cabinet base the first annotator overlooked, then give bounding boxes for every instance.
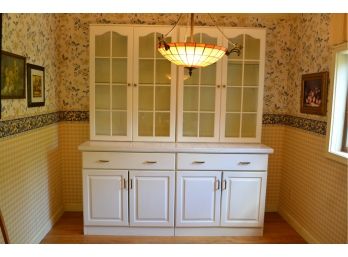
[84,226,263,237]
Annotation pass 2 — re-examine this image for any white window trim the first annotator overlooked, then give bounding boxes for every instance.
[326,42,348,165]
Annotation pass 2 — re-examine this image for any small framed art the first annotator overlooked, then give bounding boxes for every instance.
[1,50,26,99]
[300,71,328,115]
[27,63,45,107]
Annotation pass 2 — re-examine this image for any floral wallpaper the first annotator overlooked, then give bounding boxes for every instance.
[1,14,59,120]
[55,13,295,114]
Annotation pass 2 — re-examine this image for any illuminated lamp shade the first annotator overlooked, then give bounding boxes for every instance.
[158,42,227,69]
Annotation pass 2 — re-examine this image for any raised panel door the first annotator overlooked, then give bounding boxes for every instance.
[129,171,175,227]
[83,169,128,226]
[176,171,221,227]
[220,171,267,227]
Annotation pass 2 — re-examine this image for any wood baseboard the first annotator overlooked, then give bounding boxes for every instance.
[278,209,319,243]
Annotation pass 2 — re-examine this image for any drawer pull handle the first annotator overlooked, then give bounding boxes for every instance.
[98,160,110,163]
[144,161,157,164]
[238,161,251,165]
[192,161,205,164]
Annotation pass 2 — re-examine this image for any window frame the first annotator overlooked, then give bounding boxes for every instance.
[326,42,348,165]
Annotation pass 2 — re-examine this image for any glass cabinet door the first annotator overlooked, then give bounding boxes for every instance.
[177,29,222,142]
[91,27,133,140]
[220,29,265,142]
[133,27,176,142]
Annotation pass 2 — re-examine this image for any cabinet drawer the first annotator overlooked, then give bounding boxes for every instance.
[83,152,175,170]
[177,153,268,171]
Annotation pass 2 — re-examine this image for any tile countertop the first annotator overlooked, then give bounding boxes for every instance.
[78,141,274,154]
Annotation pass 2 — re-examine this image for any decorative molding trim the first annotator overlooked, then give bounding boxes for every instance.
[59,111,89,122]
[0,112,326,138]
[263,114,327,135]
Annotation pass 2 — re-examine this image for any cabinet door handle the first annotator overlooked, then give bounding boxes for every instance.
[222,85,226,88]
[123,178,127,190]
[192,161,205,164]
[238,161,251,165]
[129,179,133,189]
[222,180,227,190]
[217,85,221,88]
[134,83,137,87]
[98,160,110,163]
[144,161,157,164]
[215,179,220,191]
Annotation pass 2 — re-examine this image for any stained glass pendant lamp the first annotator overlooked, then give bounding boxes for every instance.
[158,14,242,76]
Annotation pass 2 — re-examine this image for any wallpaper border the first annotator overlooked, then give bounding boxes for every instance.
[0,112,326,138]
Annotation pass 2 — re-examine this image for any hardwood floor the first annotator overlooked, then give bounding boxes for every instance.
[41,212,306,244]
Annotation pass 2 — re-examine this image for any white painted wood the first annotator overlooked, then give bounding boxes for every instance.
[177,27,223,143]
[174,227,263,236]
[177,153,268,170]
[84,226,175,236]
[176,171,221,227]
[220,171,267,227]
[89,25,133,141]
[129,171,175,227]
[79,141,274,154]
[219,28,266,143]
[132,26,177,142]
[83,152,175,170]
[83,169,128,226]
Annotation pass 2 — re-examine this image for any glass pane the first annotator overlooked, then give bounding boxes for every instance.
[184,68,199,85]
[139,33,154,58]
[112,111,127,136]
[200,87,215,112]
[225,113,240,137]
[183,86,198,111]
[139,60,154,84]
[201,63,216,85]
[95,111,110,135]
[138,112,153,136]
[95,32,110,57]
[139,86,154,111]
[95,85,110,109]
[227,62,242,86]
[112,59,127,83]
[156,60,171,84]
[95,58,110,83]
[241,113,257,137]
[244,63,259,86]
[156,33,171,58]
[112,85,127,110]
[226,87,241,112]
[183,113,198,137]
[112,32,127,57]
[228,35,243,60]
[155,112,170,137]
[199,113,215,137]
[243,88,258,112]
[245,35,260,60]
[202,33,217,44]
[155,86,170,111]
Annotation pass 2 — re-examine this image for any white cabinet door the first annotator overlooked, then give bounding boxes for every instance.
[220,171,267,227]
[129,170,175,227]
[133,26,177,142]
[219,28,266,143]
[177,27,223,142]
[90,26,133,141]
[176,171,221,227]
[83,169,128,226]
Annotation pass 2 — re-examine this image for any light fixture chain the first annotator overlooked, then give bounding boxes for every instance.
[208,13,239,49]
[163,14,183,38]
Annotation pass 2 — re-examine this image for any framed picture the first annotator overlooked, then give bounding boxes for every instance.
[1,50,26,99]
[0,14,2,119]
[27,63,45,107]
[300,71,328,115]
